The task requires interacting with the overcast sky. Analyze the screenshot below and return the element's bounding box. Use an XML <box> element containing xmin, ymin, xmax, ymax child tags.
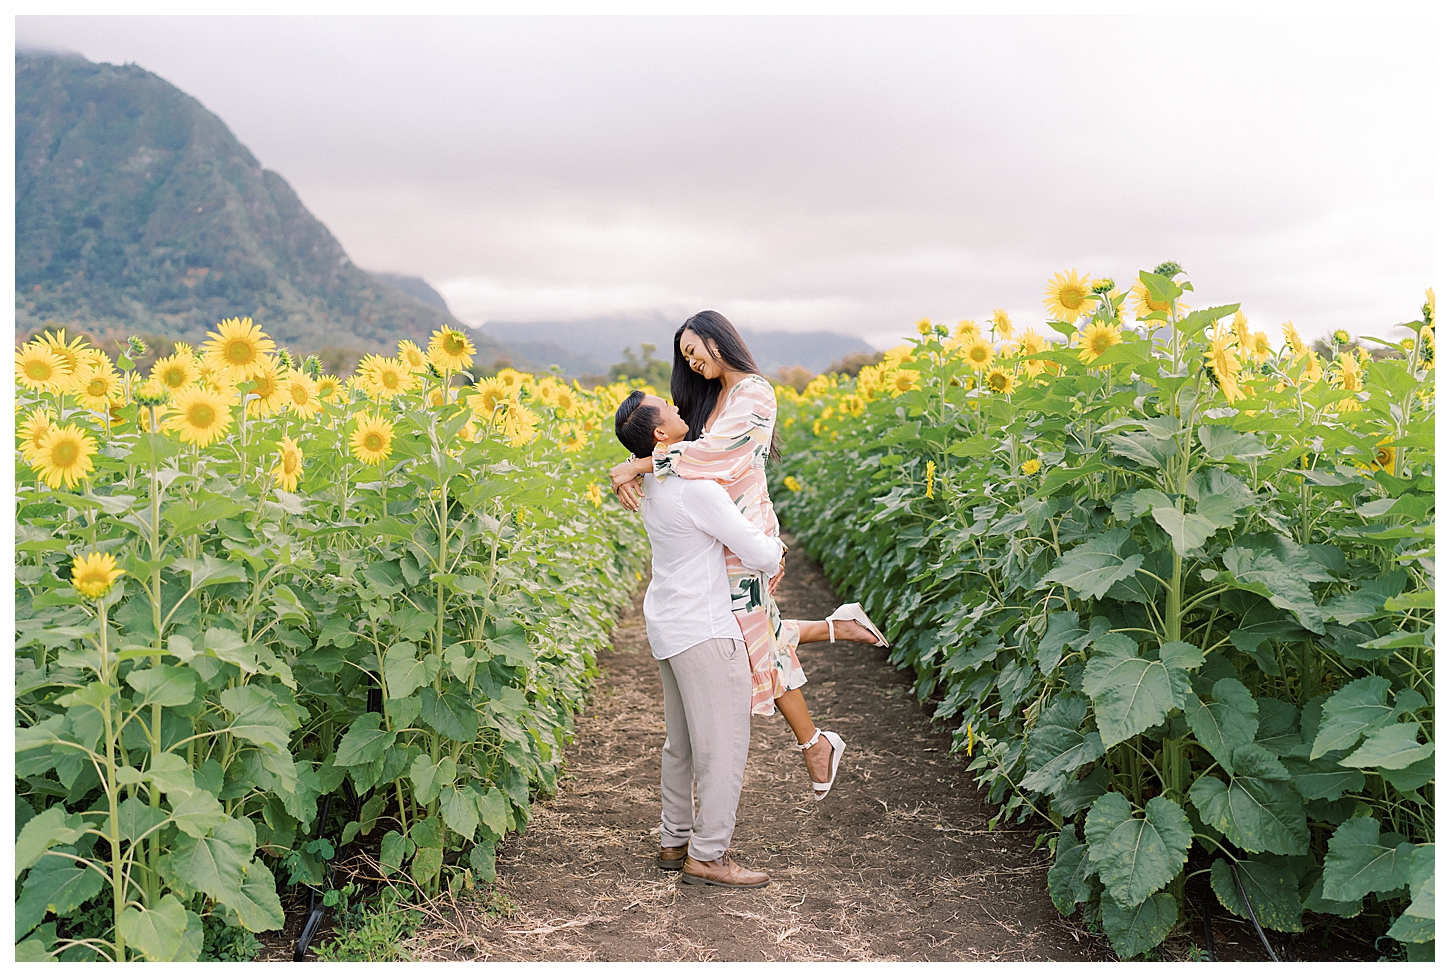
<box><xmin>16</xmin><ymin>14</ymin><xmax>1435</xmax><ymax>349</ymax></box>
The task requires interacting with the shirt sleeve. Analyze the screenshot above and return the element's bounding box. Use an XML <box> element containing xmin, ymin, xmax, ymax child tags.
<box><xmin>652</xmin><ymin>376</ymin><xmax>775</xmax><ymax>483</ymax></box>
<box><xmin>685</xmin><ymin>480</ymin><xmax>783</xmax><ymax>576</ymax></box>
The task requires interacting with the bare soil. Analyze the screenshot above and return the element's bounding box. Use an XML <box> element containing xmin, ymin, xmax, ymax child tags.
<box><xmin>397</xmin><ymin>539</ymin><xmax>1111</xmax><ymax>962</ymax></box>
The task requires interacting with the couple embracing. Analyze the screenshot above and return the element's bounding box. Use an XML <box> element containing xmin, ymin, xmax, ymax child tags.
<box><xmin>608</xmin><ymin>311</ymin><xmax>887</xmax><ymax>888</ymax></box>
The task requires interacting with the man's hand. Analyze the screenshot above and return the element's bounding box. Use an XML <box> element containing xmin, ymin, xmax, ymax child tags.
<box><xmin>615</xmin><ymin>476</ymin><xmax>643</xmax><ymax>512</ymax></box>
<box><xmin>768</xmin><ymin>555</ymin><xmax>786</xmax><ymax>596</ymax></box>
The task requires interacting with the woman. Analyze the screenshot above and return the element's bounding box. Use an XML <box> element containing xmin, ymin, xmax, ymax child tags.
<box><xmin>609</xmin><ymin>310</ymin><xmax>887</xmax><ymax>799</ymax></box>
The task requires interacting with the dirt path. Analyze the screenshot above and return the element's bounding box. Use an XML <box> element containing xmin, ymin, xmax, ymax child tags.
<box><xmin>402</xmin><ymin>539</ymin><xmax>1109</xmax><ymax>962</ymax></box>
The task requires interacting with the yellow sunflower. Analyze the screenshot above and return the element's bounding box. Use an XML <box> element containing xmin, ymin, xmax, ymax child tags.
<box><xmin>1250</xmin><ymin>331</ymin><xmax>1274</xmax><ymax>364</ymax></box>
<box><xmin>586</xmin><ymin>483</ymin><xmax>604</xmax><ymax>508</ymax></box>
<box><xmin>202</xmin><ymin>317</ymin><xmax>276</xmax><ymax>380</ymax></box>
<box><xmin>1021</xmin><ymin>458</ymin><xmax>1041</xmax><ymax>476</ymax></box>
<box><xmin>33</xmin><ymin>424</ymin><xmax>98</xmax><ymax>488</ymax></box>
<box><xmin>34</xmin><ymin>328</ymin><xmax>90</xmax><ymax>376</ymax></box>
<box><xmin>244</xmin><ymin>357</ymin><xmax>286</xmax><ymax>418</ymax></box>
<box><xmin>150</xmin><ymin>353</ymin><xmax>200</xmax><ymax>393</ymax></box>
<box><xmin>357</xmin><ymin>355</ymin><xmax>416</xmax><ymax>401</ymax></box>
<box><xmin>1074</xmin><ymin>321</ymin><xmax>1121</xmax><ymax>365</ymax></box>
<box><xmin>282</xmin><ymin>369</ymin><xmax>322</xmax><ymax>417</ymax></box>
<box><xmin>1372</xmin><ymin>437</ymin><xmax>1395</xmax><ymax>472</ymax></box>
<box><xmin>985</xmin><ymin>367</ymin><xmax>1017</xmax><ymax>395</ymax></box>
<box><xmin>397</xmin><ymin>340</ymin><xmax>429</xmax><ymax>373</ymax></box>
<box><xmin>916</xmin><ymin>318</ymin><xmax>933</xmax><ymax>336</ymax></box>
<box><xmin>166</xmin><ymin>386</ymin><xmax>234</xmax><ymax>447</ymax></box>
<box><xmin>1204</xmin><ymin>330</ymin><xmax>1244</xmax><ymax>402</ymax></box>
<box><xmin>889</xmin><ymin>369</ymin><xmax>920</xmax><ymax>396</ymax></box>
<box><xmin>470</xmin><ymin>376</ymin><xmax>515</xmax><ymax>419</ymax></box>
<box><xmin>558</xmin><ymin>423</ymin><xmax>589</xmax><ymax>452</ymax></box>
<box><xmin>1129</xmin><ymin>279</ymin><xmax>1187</xmax><ymax>320</ymax></box>
<box><xmin>427</xmin><ymin>326</ymin><xmax>475</xmax><ymax>372</ymax></box>
<box><xmin>15</xmin><ymin>343</ymin><xmax>71</xmax><ymax>393</ymax></box>
<box><xmin>350</xmin><ymin>413</ymin><xmax>395</xmax><ymax>465</ymax></box>
<box><xmin>79</xmin><ymin>348</ymin><xmax>114</xmax><ymax>373</ymax></box>
<box><xmin>71</xmin><ymin>551</ymin><xmax>123</xmax><ymax>599</ymax></box>
<box><xmin>1043</xmin><ymin>269</ymin><xmax>1096</xmax><ymax>322</ymax></box>
<box><xmin>494</xmin><ymin>367</ymin><xmax>527</xmax><ymax>392</ymax></box>
<box><xmin>501</xmin><ymin>403</ymin><xmax>539</xmax><ymax>446</ymax></box>
<box><xmin>961</xmin><ymin>338</ymin><xmax>995</xmax><ymax>370</ymax></box>
<box><xmin>173</xmin><ymin>340</ymin><xmax>195</xmax><ymax>357</ymax></box>
<box><xmin>273</xmin><ymin>435</ymin><xmax>304</xmax><ymax>491</ymax></box>
<box><xmin>1232</xmin><ymin>310</ymin><xmax>1252</xmax><ymax>351</ymax></box>
<box><xmin>783</xmin><ymin>475</ymin><xmax>804</xmax><ymax>493</ymax></box>
<box><xmin>954</xmin><ymin>319</ymin><xmax>982</xmax><ymax>344</ymax></box>
<box><xmin>991</xmin><ymin>309</ymin><xmax>1014</xmax><ymax>342</ymax></box>
<box><xmin>73</xmin><ymin>363</ymin><xmax>124</xmax><ymax>411</ymax></box>
<box><xmin>1282</xmin><ymin>320</ymin><xmax>1307</xmax><ymax>357</ymax></box>
<box><xmin>1300</xmin><ymin>351</ymin><xmax>1324</xmax><ymax>385</ymax></box>
<box><xmin>316</xmin><ymin>375</ymin><xmax>343</xmax><ymax>402</ymax></box>
<box><xmin>1336</xmin><ymin>352</ymin><xmax>1363</xmax><ymax>392</ymax></box>
<box><xmin>18</xmin><ymin>410</ymin><xmax>55</xmax><ymax>463</ymax></box>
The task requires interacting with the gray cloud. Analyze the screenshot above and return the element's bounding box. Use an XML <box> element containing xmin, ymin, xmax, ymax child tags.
<box><xmin>17</xmin><ymin>14</ymin><xmax>1434</xmax><ymax>349</ymax></box>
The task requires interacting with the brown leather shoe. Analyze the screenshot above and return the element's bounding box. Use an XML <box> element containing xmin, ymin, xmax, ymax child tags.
<box><xmin>680</xmin><ymin>852</ymin><xmax>770</xmax><ymax>888</ymax></box>
<box><xmin>656</xmin><ymin>846</ymin><xmax>688</xmax><ymax>870</ymax></box>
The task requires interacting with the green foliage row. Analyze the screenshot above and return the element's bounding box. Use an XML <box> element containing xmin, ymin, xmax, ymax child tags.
<box><xmin>772</xmin><ymin>270</ymin><xmax>1434</xmax><ymax>959</ymax></box>
<box><xmin>15</xmin><ymin>362</ymin><xmax>647</xmax><ymax>960</ymax></box>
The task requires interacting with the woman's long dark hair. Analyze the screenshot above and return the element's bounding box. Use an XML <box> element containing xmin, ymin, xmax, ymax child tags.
<box><xmin>671</xmin><ymin>310</ymin><xmax>780</xmax><ymax>459</ymax></box>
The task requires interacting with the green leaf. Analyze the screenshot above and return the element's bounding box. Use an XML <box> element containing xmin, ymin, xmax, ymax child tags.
<box><xmin>125</xmin><ymin>665</ymin><xmax>198</xmax><ymax>708</ymax></box>
<box><xmin>1084</xmin><ymin>793</ymin><xmax>1193</xmax><ymax>906</ymax></box>
<box><xmin>1321</xmin><ymin>571</ymin><xmax>1407</xmax><ymax>625</ymax></box>
<box><xmin>1340</xmin><ymin>723</ymin><xmax>1433</xmax><ymax>770</ymax></box>
<box><xmin>1220</xmin><ymin>546</ymin><xmax>1325</xmax><ymax>633</ymax></box>
<box><xmin>409</xmin><ymin>754</ymin><xmax>456</xmax><ymax>806</ymax></box>
<box><xmin>15</xmin><ymin>860</ymin><xmax>107</xmax><ymax>937</ymax></box>
<box><xmin>1036</xmin><ymin>613</ymin><xmax>1108</xmax><ymax>675</ymax></box>
<box><xmin>1198</xmin><ymin>425</ymin><xmax>1271</xmax><ymax>461</ymax></box>
<box><xmin>1311</xmin><ymin>675</ymin><xmax>1396</xmax><ymax>758</ymax></box>
<box><xmin>226</xmin><ymin>859</ymin><xmax>285</xmax><ymax>932</ymax></box>
<box><xmin>1185</xmin><ymin>678</ymin><xmax>1259</xmax><ymax>774</ymax></box>
<box><xmin>1188</xmin><ymin>745</ymin><xmax>1308</xmax><ymax>856</ymax></box>
<box><xmin>170</xmin><ymin>789</ymin><xmax>228</xmax><ymax>839</ymax></box>
<box><xmin>119</xmin><ymin>893</ymin><xmax>196</xmax><ymax>961</ymax></box>
<box><xmin>420</xmin><ymin>688</ymin><xmax>479</xmax><ymax>742</ymax></box>
<box><xmin>1047</xmin><ymin>824</ymin><xmax>1094</xmax><ymax>915</ymax></box>
<box><xmin>1210</xmin><ymin>859</ymin><xmax>1304</xmax><ymax>932</ymax></box>
<box><xmin>205</xmin><ymin>627</ymin><xmax>259</xmax><ymax>672</ymax></box>
<box><xmin>15</xmin><ymin>806</ymin><xmax>88</xmax><ymax>878</ymax></box>
<box><xmin>379</xmin><ymin>830</ymin><xmax>416</xmax><ymax>877</ymax></box>
<box><xmin>411</xmin><ymin>846</ymin><xmax>443</xmax><ymax>883</ymax></box>
<box><xmin>440</xmin><ymin>785</ymin><xmax>481</xmax><ymax>842</ymax></box>
<box><xmin>383</xmin><ymin>641</ymin><xmax>427</xmax><ymax>700</ymax></box>
<box><xmin>1386</xmin><ymin>844</ymin><xmax>1435</xmax><ymax>944</ymax></box>
<box><xmin>1100</xmin><ymin>890</ymin><xmax>1177</xmax><ymax>959</ymax></box>
<box><xmin>218</xmin><ymin>685</ymin><xmax>292</xmax><ymax>751</ymax></box>
<box><xmin>1282</xmin><ymin>755</ymin><xmax>1365</xmax><ymax>801</ymax></box>
<box><xmin>1228</xmin><ymin>597</ymin><xmax>1309</xmax><ymax>656</ymax></box>
<box><xmin>1111</xmin><ymin>488</ymin><xmax>1173</xmax><ymax>521</ymax></box>
<box><xmin>1041</xmin><ymin>530</ymin><xmax>1144</xmax><ymax>601</ymax></box>
<box><xmin>476</xmin><ymin>787</ymin><xmax>509</xmax><ymax>837</ymax></box>
<box><xmin>1321</xmin><ymin>817</ymin><xmax>1416</xmax><ymax>902</ymax></box>
<box><xmin>174</xmin><ymin>554</ymin><xmax>247</xmax><ymax>590</ymax></box>
<box><xmin>1155</xmin><ymin>641</ymin><xmax>1203</xmax><ymax>671</ymax></box>
<box><xmin>469</xmin><ymin>841</ymin><xmax>498</xmax><ymax>884</ymax></box>
<box><xmin>334</xmin><ymin>713</ymin><xmax>397</xmax><ymax>767</ymax></box>
<box><xmin>1152</xmin><ymin>506</ymin><xmax>1218</xmax><ymax>556</ymax></box>
<box><xmin>1020</xmin><ymin>696</ymin><xmax>1104</xmax><ymax>794</ymax></box>
<box><xmin>163</xmin><ymin>818</ymin><xmax>254</xmax><ymax>901</ymax></box>
<box><xmin>117</xmin><ymin>796</ymin><xmax>168</xmax><ymax>843</ymax></box>
<box><xmin>1081</xmin><ymin>634</ymin><xmax>1190</xmax><ymax>749</ymax></box>
<box><xmin>1107</xmin><ymin>432</ymin><xmax>1172</xmax><ymax>470</ymax></box>
<box><xmin>145</xmin><ymin>752</ymin><xmax>196</xmax><ymax>796</ymax></box>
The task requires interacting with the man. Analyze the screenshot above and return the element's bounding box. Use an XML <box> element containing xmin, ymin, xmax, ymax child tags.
<box><xmin>614</xmin><ymin>390</ymin><xmax>781</xmax><ymax>888</ymax></box>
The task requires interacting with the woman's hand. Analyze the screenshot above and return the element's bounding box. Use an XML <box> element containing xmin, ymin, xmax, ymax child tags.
<box><xmin>615</xmin><ymin>477</ymin><xmax>644</xmax><ymax>512</ymax></box>
<box><xmin>609</xmin><ymin>456</ymin><xmax>650</xmax><ymax>489</ymax></box>
<box><xmin>768</xmin><ymin>554</ymin><xmax>786</xmax><ymax>596</ymax></box>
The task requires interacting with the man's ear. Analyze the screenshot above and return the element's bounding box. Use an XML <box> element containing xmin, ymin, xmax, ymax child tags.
<box><xmin>653</xmin><ymin>424</ymin><xmax>670</xmax><ymax>445</ymax></box>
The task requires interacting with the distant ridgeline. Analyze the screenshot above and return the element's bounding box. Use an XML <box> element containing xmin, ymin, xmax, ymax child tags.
<box><xmin>14</xmin><ymin>51</ymin><xmax>508</xmax><ymax>372</ymax></box>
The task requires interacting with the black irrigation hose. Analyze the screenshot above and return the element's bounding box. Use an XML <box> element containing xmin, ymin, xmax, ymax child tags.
<box><xmin>1198</xmin><ymin>886</ymin><xmax>1217</xmax><ymax>961</ymax></box>
<box><xmin>1229</xmin><ymin>860</ymin><xmax>1281</xmax><ymax>962</ymax></box>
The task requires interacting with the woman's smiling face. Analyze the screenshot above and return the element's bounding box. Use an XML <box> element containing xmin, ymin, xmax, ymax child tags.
<box><xmin>679</xmin><ymin>329</ymin><xmax>722</xmax><ymax>380</ymax></box>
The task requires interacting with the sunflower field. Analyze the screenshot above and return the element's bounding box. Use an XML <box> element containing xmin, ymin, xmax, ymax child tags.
<box><xmin>772</xmin><ymin>268</ymin><xmax>1434</xmax><ymax>960</ymax></box>
<box><xmin>13</xmin><ymin>320</ymin><xmax>647</xmax><ymax>961</ymax></box>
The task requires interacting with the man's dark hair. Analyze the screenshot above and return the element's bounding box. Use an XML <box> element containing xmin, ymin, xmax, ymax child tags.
<box><xmin>614</xmin><ymin>390</ymin><xmax>660</xmax><ymax>459</ymax></box>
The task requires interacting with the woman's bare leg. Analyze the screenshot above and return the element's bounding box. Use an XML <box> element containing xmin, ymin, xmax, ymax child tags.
<box><xmin>776</xmin><ymin>688</ymin><xmax>835</xmax><ymax>791</ymax></box>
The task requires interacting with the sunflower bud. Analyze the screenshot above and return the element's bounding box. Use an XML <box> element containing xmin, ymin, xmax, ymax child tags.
<box><xmin>127</xmin><ymin>336</ymin><xmax>148</xmax><ymax>357</ymax></box>
<box><xmin>134</xmin><ymin>383</ymin><xmax>171</xmax><ymax>408</ymax></box>
<box><xmin>1091</xmin><ymin>278</ymin><xmax>1116</xmax><ymax>295</ymax></box>
<box><xmin>426</xmin><ymin>362</ymin><xmax>443</xmax><ymax>379</ymax></box>
<box><xmin>277</xmin><ymin>348</ymin><xmax>295</xmax><ymax>370</ymax></box>
<box><xmin>1153</xmin><ymin>261</ymin><xmax>1183</xmax><ymax>278</ymax></box>
<box><xmin>1333</xmin><ymin>329</ymin><xmax>1351</xmax><ymax>345</ymax></box>
<box><xmin>302</xmin><ymin>355</ymin><xmax>322</xmax><ymax>378</ymax></box>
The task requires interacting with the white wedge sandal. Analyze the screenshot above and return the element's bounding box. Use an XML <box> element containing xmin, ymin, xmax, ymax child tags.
<box><xmin>825</xmin><ymin>602</ymin><xmax>889</xmax><ymax>647</ymax></box>
<box><xmin>796</xmin><ymin>727</ymin><xmax>847</xmax><ymax>800</ymax></box>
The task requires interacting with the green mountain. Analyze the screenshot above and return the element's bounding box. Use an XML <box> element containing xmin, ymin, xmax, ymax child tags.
<box><xmin>14</xmin><ymin>51</ymin><xmax>509</xmax><ymax>371</ymax></box>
